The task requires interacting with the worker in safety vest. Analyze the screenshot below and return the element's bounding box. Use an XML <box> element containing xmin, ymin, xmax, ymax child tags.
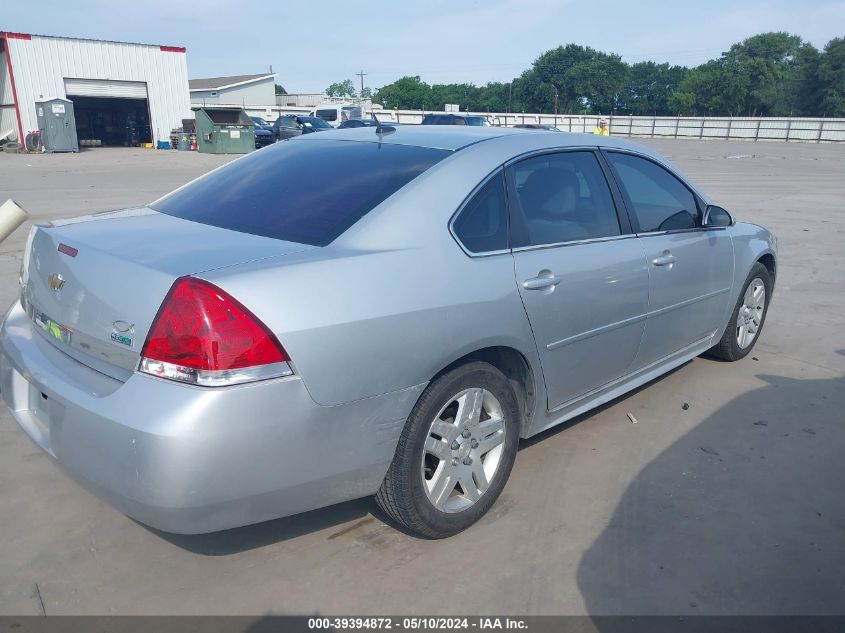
<box><xmin>593</xmin><ymin>118</ymin><xmax>609</xmax><ymax>135</ymax></box>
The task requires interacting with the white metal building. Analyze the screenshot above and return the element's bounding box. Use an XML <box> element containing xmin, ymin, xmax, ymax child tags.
<box><xmin>0</xmin><ymin>31</ymin><xmax>191</xmax><ymax>147</ymax></box>
<box><xmin>189</xmin><ymin>74</ymin><xmax>276</xmax><ymax>107</ymax></box>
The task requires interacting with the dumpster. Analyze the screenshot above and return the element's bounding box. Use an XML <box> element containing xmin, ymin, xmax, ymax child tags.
<box><xmin>193</xmin><ymin>107</ymin><xmax>254</xmax><ymax>154</ymax></box>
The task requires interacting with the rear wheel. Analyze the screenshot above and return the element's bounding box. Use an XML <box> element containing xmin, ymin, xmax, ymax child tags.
<box><xmin>709</xmin><ymin>262</ymin><xmax>772</xmax><ymax>361</ymax></box>
<box><xmin>376</xmin><ymin>361</ymin><xmax>520</xmax><ymax>538</ymax></box>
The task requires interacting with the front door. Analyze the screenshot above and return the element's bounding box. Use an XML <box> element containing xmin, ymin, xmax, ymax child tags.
<box><xmin>603</xmin><ymin>151</ymin><xmax>734</xmax><ymax>369</ymax></box>
<box><xmin>508</xmin><ymin>150</ymin><xmax>650</xmax><ymax>411</ymax></box>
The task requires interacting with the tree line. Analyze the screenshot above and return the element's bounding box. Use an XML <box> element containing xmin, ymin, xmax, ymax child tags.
<box><xmin>354</xmin><ymin>33</ymin><xmax>845</xmax><ymax>117</ymax></box>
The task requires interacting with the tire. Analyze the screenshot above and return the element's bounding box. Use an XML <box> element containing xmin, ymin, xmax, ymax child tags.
<box><xmin>376</xmin><ymin>361</ymin><xmax>520</xmax><ymax>538</ymax></box>
<box><xmin>709</xmin><ymin>262</ymin><xmax>772</xmax><ymax>361</ymax></box>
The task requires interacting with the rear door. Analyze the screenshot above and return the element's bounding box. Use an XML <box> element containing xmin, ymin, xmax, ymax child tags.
<box><xmin>603</xmin><ymin>151</ymin><xmax>734</xmax><ymax>369</ymax></box>
<box><xmin>508</xmin><ymin>150</ymin><xmax>649</xmax><ymax>411</ymax></box>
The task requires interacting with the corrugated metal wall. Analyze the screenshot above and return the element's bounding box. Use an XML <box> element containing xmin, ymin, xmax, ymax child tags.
<box><xmin>3</xmin><ymin>34</ymin><xmax>191</xmax><ymax>143</ymax></box>
<box><xmin>0</xmin><ymin>49</ymin><xmax>19</xmax><ymax>141</ymax></box>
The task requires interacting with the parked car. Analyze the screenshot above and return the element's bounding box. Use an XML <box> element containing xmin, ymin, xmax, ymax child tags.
<box><xmin>250</xmin><ymin>116</ymin><xmax>273</xmax><ymax>132</ymax></box>
<box><xmin>513</xmin><ymin>123</ymin><xmax>562</xmax><ymax>131</ymax></box>
<box><xmin>422</xmin><ymin>113</ymin><xmax>491</xmax><ymax>126</ymax></box>
<box><xmin>1</xmin><ymin>127</ymin><xmax>776</xmax><ymax>538</ymax></box>
<box><xmin>296</xmin><ymin>116</ymin><xmax>334</xmax><ymax>133</ymax></box>
<box><xmin>271</xmin><ymin>115</ymin><xmax>333</xmax><ymax>141</ymax></box>
<box><xmin>271</xmin><ymin>115</ymin><xmax>304</xmax><ymax>141</ymax></box>
<box><xmin>252</xmin><ymin>121</ymin><xmax>274</xmax><ymax>148</ymax></box>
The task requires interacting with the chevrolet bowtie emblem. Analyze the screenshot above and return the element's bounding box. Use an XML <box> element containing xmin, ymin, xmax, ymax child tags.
<box><xmin>48</xmin><ymin>273</ymin><xmax>65</xmax><ymax>291</ymax></box>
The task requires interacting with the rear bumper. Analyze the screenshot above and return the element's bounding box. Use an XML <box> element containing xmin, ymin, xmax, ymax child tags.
<box><xmin>0</xmin><ymin>301</ymin><xmax>421</xmax><ymax>533</ymax></box>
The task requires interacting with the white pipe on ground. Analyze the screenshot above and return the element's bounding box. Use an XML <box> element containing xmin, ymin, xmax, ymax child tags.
<box><xmin>0</xmin><ymin>199</ymin><xmax>30</xmax><ymax>243</ymax></box>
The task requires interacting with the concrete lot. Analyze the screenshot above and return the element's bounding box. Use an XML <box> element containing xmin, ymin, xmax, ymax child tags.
<box><xmin>0</xmin><ymin>140</ymin><xmax>843</xmax><ymax>615</ymax></box>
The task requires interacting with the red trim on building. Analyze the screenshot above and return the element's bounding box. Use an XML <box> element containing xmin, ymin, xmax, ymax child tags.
<box><xmin>0</xmin><ymin>32</ymin><xmax>32</xmax><ymax>40</ymax></box>
<box><xmin>1</xmin><ymin>35</ymin><xmax>26</xmax><ymax>148</ymax></box>
<box><xmin>159</xmin><ymin>45</ymin><xmax>186</xmax><ymax>53</ymax></box>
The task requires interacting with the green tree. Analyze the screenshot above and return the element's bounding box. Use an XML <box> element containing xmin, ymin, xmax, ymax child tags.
<box><xmin>666</xmin><ymin>90</ymin><xmax>696</xmax><ymax>115</ymax></box>
<box><xmin>722</xmin><ymin>32</ymin><xmax>813</xmax><ymax>115</ymax></box>
<box><xmin>325</xmin><ymin>79</ymin><xmax>357</xmax><ymax>98</ymax></box>
<box><xmin>669</xmin><ymin>59</ymin><xmax>750</xmax><ymax>115</ymax></box>
<box><xmin>532</xmin><ymin>44</ymin><xmax>627</xmax><ymax>113</ymax></box>
<box><xmin>819</xmin><ymin>37</ymin><xmax>845</xmax><ymax>116</ymax></box>
<box><xmin>373</xmin><ymin>76</ymin><xmax>431</xmax><ymax>109</ymax></box>
<box><xmin>511</xmin><ymin>69</ymin><xmax>554</xmax><ymax>113</ymax></box>
<box><xmin>622</xmin><ymin>62</ymin><xmax>688</xmax><ymax>114</ymax></box>
<box><xmin>368</xmin><ymin>32</ymin><xmax>842</xmax><ymax>117</ymax></box>
<box><xmin>274</xmin><ymin>84</ymin><xmax>287</xmax><ymax>95</ymax></box>
<box><xmin>792</xmin><ymin>44</ymin><xmax>823</xmax><ymax>116</ymax></box>
<box><xmin>475</xmin><ymin>82</ymin><xmax>511</xmax><ymax>112</ymax></box>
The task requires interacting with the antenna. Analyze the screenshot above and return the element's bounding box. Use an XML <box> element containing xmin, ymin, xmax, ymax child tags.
<box><xmin>371</xmin><ymin>112</ymin><xmax>395</xmax><ymax>136</ymax></box>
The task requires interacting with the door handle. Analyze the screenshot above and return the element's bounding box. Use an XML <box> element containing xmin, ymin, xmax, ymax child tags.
<box><xmin>652</xmin><ymin>252</ymin><xmax>676</xmax><ymax>267</ymax></box>
<box><xmin>523</xmin><ymin>272</ymin><xmax>562</xmax><ymax>290</ymax></box>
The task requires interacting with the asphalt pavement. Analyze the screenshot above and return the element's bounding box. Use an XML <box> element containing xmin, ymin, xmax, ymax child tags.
<box><xmin>0</xmin><ymin>139</ymin><xmax>842</xmax><ymax>615</ymax></box>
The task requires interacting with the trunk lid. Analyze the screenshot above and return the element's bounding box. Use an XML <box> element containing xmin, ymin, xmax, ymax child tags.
<box><xmin>22</xmin><ymin>208</ymin><xmax>314</xmax><ymax>380</ymax></box>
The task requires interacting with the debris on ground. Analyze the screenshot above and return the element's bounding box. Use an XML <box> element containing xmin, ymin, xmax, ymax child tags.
<box><xmin>626</xmin><ymin>412</ymin><xmax>638</xmax><ymax>424</ymax></box>
<box><xmin>753</xmin><ymin>420</ymin><xmax>768</xmax><ymax>426</ymax></box>
<box><xmin>700</xmin><ymin>447</ymin><xmax>720</xmax><ymax>456</ymax></box>
<box><xmin>682</xmin><ymin>402</ymin><xmax>690</xmax><ymax>410</ymax></box>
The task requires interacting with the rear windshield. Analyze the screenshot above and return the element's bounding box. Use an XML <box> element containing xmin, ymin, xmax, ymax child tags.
<box><xmin>300</xmin><ymin>117</ymin><xmax>333</xmax><ymax>129</ymax></box>
<box><xmin>276</xmin><ymin>116</ymin><xmax>298</xmax><ymax>129</ymax></box>
<box><xmin>152</xmin><ymin>139</ymin><xmax>450</xmax><ymax>246</ymax></box>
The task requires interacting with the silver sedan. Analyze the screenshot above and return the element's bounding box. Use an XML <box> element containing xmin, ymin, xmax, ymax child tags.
<box><xmin>0</xmin><ymin>126</ymin><xmax>776</xmax><ymax>537</ymax></box>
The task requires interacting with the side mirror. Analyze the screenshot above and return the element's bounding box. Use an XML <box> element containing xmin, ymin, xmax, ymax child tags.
<box><xmin>703</xmin><ymin>205</ymin><xmax>733</xmax><ymax>227</ymax></box>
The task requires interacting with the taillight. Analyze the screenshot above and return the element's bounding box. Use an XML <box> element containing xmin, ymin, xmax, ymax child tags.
<box><xmin>139</xmin><ymin>277</ymin><xmax>292</xmax><ymax>387</ymax></box>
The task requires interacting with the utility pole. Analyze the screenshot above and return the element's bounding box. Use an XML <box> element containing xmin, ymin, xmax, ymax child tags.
<box><xmin>553</xmin><ymin>86</ymin><xmax>559</xmax><ymax>115</ymax></box>
<box><xmin>355</xmin><ymin>70</ymin><xmax>367</xmax><ymax>97</ymax></box>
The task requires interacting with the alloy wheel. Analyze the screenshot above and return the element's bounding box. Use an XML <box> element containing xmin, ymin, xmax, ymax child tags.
<box><xmin>737</xmin><ymin>277</ymin><xmax>766</xmax><ymax>349</ymax></box>
<box><xmin>420</xmin><ymin>388</ymin><xmax>506</xmax><ymax>513</ymax></box>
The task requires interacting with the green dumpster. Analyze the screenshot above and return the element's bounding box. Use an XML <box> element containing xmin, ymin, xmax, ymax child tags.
<box><xmin>193</xmin><ymin>107</ymin><xmax>255</xmax><ymax>154</ymax></box>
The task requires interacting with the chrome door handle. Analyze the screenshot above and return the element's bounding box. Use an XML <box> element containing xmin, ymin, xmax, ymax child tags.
<box><xmin>652</xmin><ymin>253</ymin><xmax>676</xmax><ymax>267</ymax></box>
<box><xmin>523</xmin><ymin>273</ymin><xmax>562</xmax><ymax>290</ymax></box>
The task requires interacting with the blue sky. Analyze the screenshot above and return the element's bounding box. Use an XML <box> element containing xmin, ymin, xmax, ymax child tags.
<box><xmin>5</xmin><ymin>0</ymin><xmax>845</xmax><ymax>93</ymax></box>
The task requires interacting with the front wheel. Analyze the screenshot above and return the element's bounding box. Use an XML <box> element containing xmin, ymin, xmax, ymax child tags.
<box><xmin>376</xmin><ymin>361</ymin><xmax>520</xmax><ymax>538</ymax></box>
<box><xmin>709</xmin><ymin>262</ymin><xmax>772</xmax><ymax>361</ymax></box>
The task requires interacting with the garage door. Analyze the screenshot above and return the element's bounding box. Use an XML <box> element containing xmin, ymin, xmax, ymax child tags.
<box><xmin>64</xmin><ymin>79</ymin><xmax>148</xmax><ymax>99</ymax></box>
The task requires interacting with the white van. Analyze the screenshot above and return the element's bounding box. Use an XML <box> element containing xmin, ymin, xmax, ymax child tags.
<box><xmin>310</xmin><ymin>104</ymin><xmax>364</xmax><ymax>127</ymax></box>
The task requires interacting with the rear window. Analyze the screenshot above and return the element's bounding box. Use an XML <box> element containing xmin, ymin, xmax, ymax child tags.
<box><xmin>316</xmin><ymin>109</ymin><xmax>337</xmax><ymax>121</ymax></box>
<box><xmin>300</xmin><ymin>117</ymin><xmax>333</xmax><ymax>129</ymax></box>
<box><xmin>465</xmin><ymin>117</ymin><xmax>489</xmax><ymax>126</ymax></box>
<box><xmin>152</xmin><ymin>139</ymin><xmax>450</xmax><ymax>246</ymax></box>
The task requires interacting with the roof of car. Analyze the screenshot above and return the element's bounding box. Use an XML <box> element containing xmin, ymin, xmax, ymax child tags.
<box><xmin>287</xmin><ymin>125</ymin><xmax>673</xmax><ymax>166</ymax></box>
<box><xmin>293</xmin><ymin>125</ymin><xmax>527</xmax><ymax>151</ymax></box>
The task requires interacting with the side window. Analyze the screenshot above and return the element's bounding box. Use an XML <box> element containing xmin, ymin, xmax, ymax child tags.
<box><xmin>507</xmin><ymin>151</ymin><xmax>621</xmax><ymax>248</ymax></box>
<box><xmin>606</xmin><ymin>152</ymin><xmax>700</xmax><ymax>232</ymax></box>
<box><xmin>453</xmin><ymin>171</ymin><xmax>508</xmax><ymax>253</ymax></box>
